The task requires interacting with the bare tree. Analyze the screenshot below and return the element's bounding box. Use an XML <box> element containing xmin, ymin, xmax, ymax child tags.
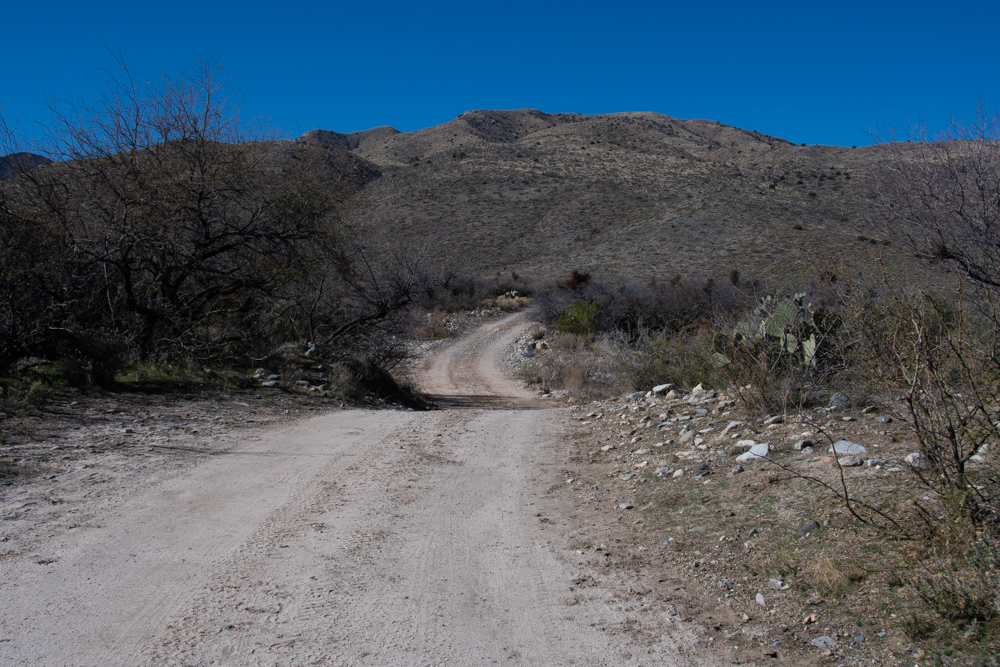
<box><xmin>867</xmin><ymin>104</ymin><xmax>1000</xmax><ymax>289</ymax></box>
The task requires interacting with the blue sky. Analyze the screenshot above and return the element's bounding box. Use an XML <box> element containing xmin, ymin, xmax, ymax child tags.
<box><xmin>3</xmin><ymin>0</ymin><xmax>998</xmax><ymax>147</ymax></box>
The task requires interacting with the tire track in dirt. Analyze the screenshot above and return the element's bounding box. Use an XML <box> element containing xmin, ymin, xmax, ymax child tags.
<box><xmin>0</xmin><ymin>313</ymin><xmax>718</xmax><ymax>666</ymax></box>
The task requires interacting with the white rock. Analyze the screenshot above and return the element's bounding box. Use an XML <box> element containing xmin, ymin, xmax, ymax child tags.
<box><xmin>653</xmin><ymin>384</ymin><xmax>676</xmax><ymax>394</ymax></box>
<box><xmin>830</xmin><ymin>439</ymin><xmax>867</xmax><ymax>456</ymax></box>
<box><xmin>736</xmin><ymin>439</ymin><xmax>757</xmax><ymax>449</ymax></box>
<box><xmin>736</xmin><ymin>444</ymin><xmax>770</xmax><ymax>462</ymax></box>
<box><xmin>755</xmin><ymin>593</ymin><xmax>766</xmax><ymax>606</ymax></box>
<box><xmin>672</xmin><ymin>468</ymin><xmax>685</xmax><ymax>478</ymax></box>
<box><xmin>691</xmin><ymin>383</ymin><xmax>706</xmax><ymax>395</ymax></box>
<box><xmin>721</xmin><ymin>420</ymin><xmax>743</xmax><ymax>436</ymax></box>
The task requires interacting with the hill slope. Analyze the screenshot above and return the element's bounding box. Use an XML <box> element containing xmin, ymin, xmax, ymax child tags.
<box><xmin>300</xmin><ymin>109</ymin><xmax>911</xmax><ymax>287</ymax></box>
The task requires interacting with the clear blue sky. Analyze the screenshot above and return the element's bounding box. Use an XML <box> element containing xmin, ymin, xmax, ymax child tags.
<box><xmin>3</xmin><ymin>0</ymin><xmax>998</xmax><ymax>148</ymax></box>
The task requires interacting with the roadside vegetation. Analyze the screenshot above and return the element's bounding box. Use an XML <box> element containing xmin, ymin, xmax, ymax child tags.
<box><xmin>0</xmin><ymin>59</ymin><xmax>433</xmax><ymax>408</ymax></box>
<box><xmin>518</xmin><ymin>108</ymin><xmax>1000</xmax><ymax>664</ymax></box>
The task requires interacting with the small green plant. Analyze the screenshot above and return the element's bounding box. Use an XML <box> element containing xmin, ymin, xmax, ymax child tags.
<box><xmin>554</xmin><ymin>301</ymin><xmax>599</xmax><ymax>336</ymax></box>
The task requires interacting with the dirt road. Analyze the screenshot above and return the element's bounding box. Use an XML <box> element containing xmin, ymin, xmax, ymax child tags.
<box><xmin>0</xmin><ymin>314</ymin><xmax>713</xmax><ymax>666</ymax></box>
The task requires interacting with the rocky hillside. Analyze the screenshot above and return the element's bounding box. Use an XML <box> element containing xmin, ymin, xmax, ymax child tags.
<box><xmin>299</xmin><ymin>109</ymin><xmax>914</xmax><ymax>287</ymax></box>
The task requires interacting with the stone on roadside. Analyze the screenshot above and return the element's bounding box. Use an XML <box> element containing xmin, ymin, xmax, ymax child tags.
<box><xmin>828</xmin><ymin>392</ymin><xmax>851</xmax><ymax>408</ymax></box>
<box><xmin>653</xmin><ymin>383</ymin><xmax>677</xmax><ymax>394</ymax></box>
<box><xmin>736</xmin><ymin>443</ymin><xmax>769</xmax><ymax>462</ymax></box>
<box><xmin>837</xmin><ymin>456</ymin><xmax>864</xmax><ymax>467</ymax></box>
<box><xmin>796</xmin><ymin>520</ymin><xmax>821</xmax><ymax>537</ymax></box>
<box><xmin>811</xmin><ymin>636</ymin><xmax>836</xmax><ymax>648</ymax></box>
<box><xmin>830</xmin><ymin>439</ymin><xmax>867</xmax><ymax>456</ymax></box>
<box><xmin>721</xmin><ymin>420</ymin><xmax>743</xmax><ymax>436</ymax></box>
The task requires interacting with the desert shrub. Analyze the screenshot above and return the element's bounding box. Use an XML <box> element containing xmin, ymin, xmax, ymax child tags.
<box><xmin>414</xmin><ymin>308</ymin><xmax>453</xmax><ymax>340</ymax></box>
<box><xmin>554</xmin><ymin>301</ymin><xmax>599</xmax><ymax>335</ymax></box>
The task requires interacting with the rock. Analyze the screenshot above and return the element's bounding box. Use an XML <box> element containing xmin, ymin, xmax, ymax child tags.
<box><xmin>763</xmin><ymin>415</ymin><xmax>784</xmax><ymax>425</ymax></box>
<box><xmin>627</xmin><ymin>391</ymin><xmax>645</xmax><ymax>401</ymax></box>
<box><xmin>828</xmin><ymin>392</ymin><xmax>851</xmax><ymax>408</ymax></box>
<box><xmin>905</xmin><ymin>452</ymin><xmax>930</xmax><ymax>469</ymax></box>
<box><xmin>618</xmin><ymin>503</ymin><xmax>633</xmax><ymax>510</ymax></box>
<box><xmin>796</xmin><ymin>520</ymin><xmax>821</xmax><ymax>537</ymax></box>
<box><xmin>620</xmin><ymin>473</ymin><xmax>634</xmax><ymax>481</ymax></box>
<box><xmin>679</xmin><ymin>430</ymin><xmax>695</xmax><ymax>444</ymax></box>
<box><xmin>665</xmin><ymin>390</ymin><xmax>681</xmax><ymax>400</ymax></box>
<box><xmin>672</xmin><ymin>468</ymin><xmax>685</xmax><ymax>478</ymax></box>
<box><xmin>254</xmin><ymin>368</ymin><xmax>266</xmax><ymax>378</ymax></box>
<box><xmin>518</xmin><ymin>349</ymin><xmax>535</xmax><ymax>358</ymax></box>
<box><xmin>695</xmin><ymin>408</ymin><xmax>708</xmax><ymax>416</ymax></box>
<box><xmin>876</xmin><ymin>415</ymin><xmax>892</xmax><ymax>423</ymax></box>
<box><xmin>793</xmin><ymin>439</ymin><xmax>814</xmax><ymax>451</ymax></box>
<box><xmin>691</xmin><ymin>383</ymin><xmax>706</xmax><ymax>396</ymax></box>
<box><xmin>732</xmin><ymin>464</ymin><xmax>744</xmax><ymax>474</ymax></box>
<box><xmin>719</xmin><ymin>578</ymin><xmax>734</xmax><ymax>590</ymax></box>
<box><xmin>755</xmin><ymin>593</ymin><xmax>766</xmax><ymax>606</ymax></box>
<box><xmin>261</xmin><ymin>380</ymin><xmax>281</xmax><ymax>388</ymax></box>
<box><xmin>736</xmin><ymin>439</ymin><xmax>757</xmax><ymax>448</ymax></box>
<box><xmin>837</xmin><ymin>456</ymin><xmax>864</xmax><ymax>467</ymax></box>
<box><xmin>830</xmin><ymin>439</ymin><xmax>867</xmax><ymax>455</ymax></box>
<box><xmin>266</xmin><ymin>374</ymin><xmax>281</xmax><ymax>381</ymax></box>
<box><xmin>736</xmin><ymin>443</ymin><xmax>769</xmax><ymax>462</ymax></box>
<box><xmin>721</xmin><ymin>420</ymin><xmax>743</xmax><ymax>436</ymax></box>
<box><xmin>853</xmin><ymin>635</ymin><xmax>865</xmax><ymax>643</ymax></box>
<box><xmin>653</xmin><ymin>383</ymin><xmax>677</xmax><ymax>394</ymax></box>
<box><xmin>811</xmin><ymin>635</ymin><xmax>836</xmax><ymax>648</ymax></box>
<box><xmin>865</xmin><ymin>458</ymin><xmax>884</xmax><ymax>468</ymax></box>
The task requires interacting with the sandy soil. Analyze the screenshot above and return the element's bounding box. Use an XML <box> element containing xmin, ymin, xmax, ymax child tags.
<box><xmin>0</xmin><ymin>314</ymin><xmax>728</xmax><ymax>666</ymax></box>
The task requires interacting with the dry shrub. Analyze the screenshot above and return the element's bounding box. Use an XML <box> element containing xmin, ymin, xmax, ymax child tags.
<box><xmin>414</xmin><ymin>308</ymin><xmax>453</xmax><ymax>340</ymax></box>
<box><xmin>492</xmin><ymin>296</ymin><xmax>532</xmax><ymax>311</ymax></box>
<box><xmin>804</xmin><ymin>557</ymin><xmax>865</xmax><ymax>595</ymax></box>
<box><xmin>521</xmin><ymin>333</ymin><xmax>629</xmax><ymax>399</ymax></box>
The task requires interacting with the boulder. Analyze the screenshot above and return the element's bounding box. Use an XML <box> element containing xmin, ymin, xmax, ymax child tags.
<box><xmin>830</xmin><ymin>439</ymin><xmax>867</xmax><ymax>456</ymax></box>
<box><xmin>736</xmin><ymin>443</ymin><xmax>769</xmax><ymax>462</ymax></box>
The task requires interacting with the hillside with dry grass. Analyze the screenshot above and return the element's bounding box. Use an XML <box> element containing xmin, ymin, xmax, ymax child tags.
<box><xmin>300</xmin><ymin>109</ymin><xmax>915</xmax><ymax>287</ymax></box>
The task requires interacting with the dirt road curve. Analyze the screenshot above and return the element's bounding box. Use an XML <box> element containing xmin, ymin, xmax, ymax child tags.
<box><xmin>0</xmin><ymin>314</ymin><xmax>711</xmax><ymax>666</ymax></box>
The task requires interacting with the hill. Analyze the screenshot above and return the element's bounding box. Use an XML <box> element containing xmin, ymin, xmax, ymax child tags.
<box><xmin>0</xmin><ymin>152</ymin><xmax>52</xmax><ymax>180</ymax></box>
<box><xmin>299</xmin><ymin>109</ymin><xmax>911</xmax><ymax>287</ymax></box>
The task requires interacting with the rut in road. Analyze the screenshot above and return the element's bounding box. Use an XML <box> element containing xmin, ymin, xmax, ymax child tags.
<box><xmin>0</xmin><ymin>313</ymin><xmax>712</xmax><ymax>666</ymax></box>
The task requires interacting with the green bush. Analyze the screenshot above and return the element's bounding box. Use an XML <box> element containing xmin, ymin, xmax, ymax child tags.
<box><xmin>554</xmin><ymin>301</ymin><xmax>599</xmax><ymax>336</ymax></box>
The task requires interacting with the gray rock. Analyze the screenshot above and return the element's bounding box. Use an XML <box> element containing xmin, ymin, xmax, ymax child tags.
<box><xmin>695</xmin><ymin>408</ymin><xmax>708</xmax><ymax>416</ymax></box>
<box><xmin>905</xmin><ymin>452</ymin><xmax>930</xmax><ymax>470</ymax></box>
<box><xmin>690</xmin><ymin>383</ymin><xmax>706</xmax><ymax>396</ymax></box>
<box><xmin>719</xmin><ymin>578</ymin><xmax>734</xmax><ymax>590</ymax></box>
<box><xmin>793</xmin><ymin>439</ymin><xmax>814</xmax><ymax>451</ymax></box>
<box><xmin>853</xmin><ymin>635</ymin><xmax>865</xmax><ymax>643</ymax></box>
<box><xmin>769</xmin><ymin>578</ymin><xmax>785</xmax><ymax>590</ymax></box>
<box><xmin>811</xmin><ymin>635</ymin><xmax>836</xmax><ymax>647</ymax></box>
<box><xmin>876</xmin><ymin>415</ymin><xmax>892</xmax><ymax>423</ymax></box>
<box><xmin>254</xmin><ymin>368</ymin><xmax>266</xmax><ymax>378</ymax></box>
<box><xmin>664</xmin><ymin>390</ymin><xmax>681</xmax><ymax>400</ymax></box>
<box><xmin>763</xmin><ymin>415</ymin><xmax>784</xmax><ymax>425</ymax></box>
<box><xmin>721</xmin><ymin>420</ymin><xmax>743</xmax><ymax>436</ymax></box>
<box><xmin>731</xmin><ymin>464</ymin><xmax>744</xmax><ymax>474</ymax></box>
<box><xmin>736</xmin><ymin>443</ymin><xmax>769</xmax><ymax>462</ymax></box>
<box><xmin>837</xmin><ymin>456</ymin><xmax>864</xmax><ymax>467</ymax></box>
<box><xmin>679</xmin><ymin>430</ymin><xmax>695</xmax><ymax>444</ymax></box>
<box><xmin>796</xmin><ymin>520</ymin><xmax>821</xmax><ymax>537</ymax></box>
<box><xmin>865</xmin><ymin>458</ymin><xmax>884</xmax><ymax>468</ymax></box>
<box><xmin>261</xmin><ymin>380</ymin><xmax>281</xmax><ymax>388</ymax></box>
<box><xmin>755</xmin><ymin>593</ymin><xmax>766</xmax><ymax>606</ymax></box>
<box><xmin>828</xmin><ymin>392</ymin><xmax>851</xmax><ymax>408</ymax></box>
<box><xmin>618</xmin><ymin>503</ymin><xmax>633</xmax><ymax>510</ymax></box>
<box><xmin>266</xmin><ymin>374</ymin><xmax>281</xmax><ymax>381</ymax></box>
<box><xmin>627</xmin><ymin>391</ymin><xmax>645</xmax><ymax>401</ymax></box>
<box><xmin>672</xmin><ymin>468</ymin><xmax>685</xmax><ymax>478</ymax></box>
<box><xmin>653</xmin><ymin>383</ymin><xmax>677</xmax><ymax>394</ymax></box>
<box><xmin>830</xmin><ymin>439</ymin><xmax>867</xmax><ymax>456</ymax></box>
